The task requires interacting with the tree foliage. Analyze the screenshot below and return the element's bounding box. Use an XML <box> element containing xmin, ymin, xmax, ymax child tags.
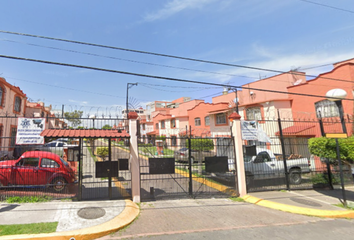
<box><xmin>64</xmin><ymin>110</ymin><xmax>83</xmax><ymax>127</ymax></box>
<box><xmin>308</xmin><ymin>137</ymin><xmax>354</xmax><ymax>164</ymax></box>
<box><xmin>186</xmin><ymin>138</ymin><xmax>214</xmax><ymax>151</ymax></box>
<box><xmin>96</xmin><ymin>147</ymin><xmax>109</xmax><ymax>159</ymax></box>
<box><xmin>102</xmin><ymin>124</ymin><xmax>112</xmax><ymax>130</ymax></box>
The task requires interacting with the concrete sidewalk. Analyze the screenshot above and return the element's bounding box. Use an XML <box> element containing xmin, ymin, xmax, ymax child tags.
<box><xmin>0</xmin><ymin>199</ymin><xmax>139</xmax><ymax>240</ymax></box>
<box><xmin>243</xmin><ymin>186</ymin><xmax>354</xmax><ymax>218</ymax></box>
<box><xmin>1</xmin><ymin>187</ymin><xmax>354</xmax><ymax>240</ymax></box>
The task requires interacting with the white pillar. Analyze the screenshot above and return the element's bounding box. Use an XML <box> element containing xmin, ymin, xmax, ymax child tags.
<box><xmin>129</xmin><ymin>115</ymin><xmax>140</xmax><ymax>203</ymax></box>
<box><xmin>229</xmin><ymin>113</ymin><xmax>247</xmax><ymax>197</ymax></box>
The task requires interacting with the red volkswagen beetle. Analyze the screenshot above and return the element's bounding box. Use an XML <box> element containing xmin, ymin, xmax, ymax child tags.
<box><xmin>0</xmin><ymin>151</ymin><xmax>76</xmax><ymax>192</ymax></box>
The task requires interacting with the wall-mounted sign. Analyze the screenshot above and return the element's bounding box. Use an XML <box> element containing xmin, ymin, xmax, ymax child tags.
<box><xmin>241</xmin><ymin>121</ymin><xmax>258</xmax><ymax>140</ymax></box>
<box><xmin>16</xmin><ymin>118</ymin><xmax>45</xmax><ymax>145</ymax></box>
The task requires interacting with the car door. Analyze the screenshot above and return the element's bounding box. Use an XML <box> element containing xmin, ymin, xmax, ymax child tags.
<box><xmin>252</xmin><ymin>152</ymin><xmax>276</xmax><ymax>179</ymax></box>
<box><xmin>38</xmin><ymin>157</ymin><xmax>60</xmax><ymax>185</ymax></box>
<box><xmin>13</xmin><ymin>157</ymin><xmax>40</xmax><ymax>186</ymax></box>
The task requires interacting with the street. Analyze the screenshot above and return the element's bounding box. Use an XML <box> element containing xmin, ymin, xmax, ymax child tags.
<box><xmin>97</xmin><ymin>198</ymin><xmax>354</xmax><ymax>240</ymax></box>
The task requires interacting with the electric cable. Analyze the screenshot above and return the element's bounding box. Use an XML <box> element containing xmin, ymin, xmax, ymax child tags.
<box><xmin>0</xmin><ymin>54</ymin><xmax>351</xmax><ymax>102</ymax></box>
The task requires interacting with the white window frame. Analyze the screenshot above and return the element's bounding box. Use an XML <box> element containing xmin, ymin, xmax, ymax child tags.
<box><xmin>195</xmin><ymin>117</ymin><xmax>201</xmax><ymax>126</ymax></box>
<box><xmin>315</xmin><ymin>100</ymin><xmax>339</xmax><ymax>118</ymax></box>
<box><xmin>246</xmin><ymin>107</ymin><xmax>262</xmax><ymax>121</ymax></box>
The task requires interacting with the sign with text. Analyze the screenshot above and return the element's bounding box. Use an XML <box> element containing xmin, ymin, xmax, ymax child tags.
<box><xmin>16</xmin><ymin>118</ymin><xmax>45</xmax><ymax>145</ymax></box>
<box><xmin>241</xmin><ymin>120</ymin><xmax>258</xmax><ymax>140</ymax></box>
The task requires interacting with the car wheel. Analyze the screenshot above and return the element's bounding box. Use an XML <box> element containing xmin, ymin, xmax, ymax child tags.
<box><xmin>289</xmin><ymin>169</ymin><xmax>302</xmax><ymax>185</ymax></box>
<box><xmin>51</xmin><ymin>177</ymin><xmax>67</xmax><ymax>193</ymax></box>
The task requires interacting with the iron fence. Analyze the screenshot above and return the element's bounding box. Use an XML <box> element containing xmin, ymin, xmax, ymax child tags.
<box><xmin>0</xmin><ymin>115</ymin><xmax>131</xmax><ymax>201</ymax></box>
<box><xmin>138</xmin><ymin>132</ymin><xmax>237</xmax><ymax>201</ymax></box>
<box><xmin>244</xmin><ymin>117</ymin><xmax>354</xmax><ymax>192</ymax></box>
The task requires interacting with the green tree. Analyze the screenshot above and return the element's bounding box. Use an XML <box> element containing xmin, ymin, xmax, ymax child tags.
<box><xmin>102</xmin><ymin>124</ymin><xmax>112</xmax><ymax>130</ymax></box>
<box><xmin>186</xmin><ymin>138</ymin><xmax>214</xmax><ymax>151</ymax></box>
<box><xmin>186</xmin><ymin>138</ymin><xmax>214</xmax><ymax>173</ymax></box>
<box><xmin>308</xmin><ymin>137</ymin><xmax>354</xmax><ymax>164</ymax></box>
<box><xmin>64</xmin><ymin>110</ymin><xmax>83</xmax><ymax>128</ymax></box>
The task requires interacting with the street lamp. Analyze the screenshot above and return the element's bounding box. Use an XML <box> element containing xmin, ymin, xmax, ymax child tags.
<box><xmin>326</xmin><ymin>88</ymin><xmax>348</xmax><ymax>207</ymax></box>
<box><xmin>325</xmin><ymin>88</ymin><xmax>347</xmax><ymax>133</ymax></box>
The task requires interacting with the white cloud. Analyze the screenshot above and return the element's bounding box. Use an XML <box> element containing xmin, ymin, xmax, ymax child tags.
<box><xmin>144</xmin><ymin>0</ymin><xmax>216</xmax><ymax>22</ymax></box>
<box><xmin>188</xmin><ymin>49</ymin><xmax>354</xmax><ymax>84</ymax></box>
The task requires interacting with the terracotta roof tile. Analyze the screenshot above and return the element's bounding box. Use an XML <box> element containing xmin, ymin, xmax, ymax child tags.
<box><xmin>40</xmin><ymin>129</ymin><xmax>130</xmax><ymax>138</ymax></box>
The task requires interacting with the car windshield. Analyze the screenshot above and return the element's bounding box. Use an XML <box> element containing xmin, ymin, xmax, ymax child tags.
<box><xmin>179</xmin><ymin>148</ymin><xmax>188</xmax><ymax>151</ymax></box>
<box><xmin>244</xmin><ymin>155</ymin><xmax>253</xmax><ymax>162</ymax></box>
<box><xmin>59</xmin><ymin>157</ymin><xmax>69</xmax><ymax>167</ymax></box>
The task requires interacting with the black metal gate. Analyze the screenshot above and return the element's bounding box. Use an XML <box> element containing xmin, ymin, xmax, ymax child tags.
<box><xmin>138</xmin><ymin>134</ymin><xmax>237</xmax><ymax>201</ymax></box>
<box><xmin>80</xmin><ymin>138</ymin><xmax>131</xmax><ymax>200</ymax></box>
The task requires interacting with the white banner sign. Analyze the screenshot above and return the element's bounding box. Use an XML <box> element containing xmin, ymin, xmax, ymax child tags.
<box><xmin>16</xmin><ymin>118</ymin><xmax>45</xmax><ymax>145</ymax></box>
<box><xmin>241</xmin><ymin>120</ymin><xmax>258</xmax><ymax>140</ymax></box>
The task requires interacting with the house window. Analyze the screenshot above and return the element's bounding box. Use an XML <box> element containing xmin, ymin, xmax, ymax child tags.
<box><xmin>14</xmin><ymin>96</ymin><xmax>21</xmax><ymax>113</ymax></box>
<box><xmin>10</xmin><ymin>126</ymin><xmax>17</xmax><ymax>147</ymax></box>
<box><xmin>216</xmin><ymin>113</ymin><xmax>227</xmax><ymax>125</ymax></box>
<box><xmin>0</xmin><ymin>125</ymin><xmax>3</xmax><ymax>147</ymax></box>
<box><xmin>155</xmin><ymin>123</ymin><xmax>159</xmax><ymax>130</ymax></box>
<box><xmin>195</xmin><ymin>117</ymin><xmax>201</xmax><ymax>126</ymax></box>
<box><xmin>0</xmin><ymin>86</ymin><xmax>4</xmax><ymax>107</ymax></box>
<box><xmin>171</xmin><ymin>119</ymin><xmax>176</xmax><ymax>128</ymax></box>
<box><xmin>55</xmin><ymin>119</ymin><xmax>59</xmax><ymax>127</ymax></box>
<box><xmin>205</xmin><ymin>116</ymin><xmax>210</xmax><ymax>126</ymax></box>
<box><xmin>142</xmin><ymin>124</ymin><xmax>146</xmax><ymax>130</ymax></box>
<box><xmin>161</xmin><ymin>120</ymin><xmax>165</xmax><ymax>129</ymax></box>
<box><xmin>246</xmin><ymin>107</ymin><xmax>262</xmax><ymax>120</ymax></box>
<box><xmin>315</xmin><ymin>100</ymin><xmax>339</xmax><ymax>118</ymax></box>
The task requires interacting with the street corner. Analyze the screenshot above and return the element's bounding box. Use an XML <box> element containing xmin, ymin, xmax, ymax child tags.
<box><xmin>0</xmin><ymin>199</ymin><xmax>140</xmax><ymax>240</ymax></box>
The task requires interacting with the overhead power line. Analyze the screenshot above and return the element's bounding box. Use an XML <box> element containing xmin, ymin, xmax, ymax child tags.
<box><xmin>0</xmin><ymin>30</ymin><xmax>353</xmax><ymax>84</ymax></box>
<box><xmin>298</xmin><ymin>0</ymin><xmax>354</xmax><ymax>14</ymax></box>
<box><xmin>0</xmin><ymin>38</ymin><xmax>255</xmax><ymax>80</ymax></box>
<box><xmin>0</xmin><ymin>54</ymin><xmax>352</xmax><ymax>102</ymax></box>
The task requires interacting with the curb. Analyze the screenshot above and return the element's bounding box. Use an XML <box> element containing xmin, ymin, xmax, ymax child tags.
<box><xmin>0</xmin><ymin>199</ymin><xmax>140</xmax><ymax>240</ymax></box>
<box><xmin>242</xmin><ymin>195</ymin><xmax>354</xmax><ymax>219</ymax></box>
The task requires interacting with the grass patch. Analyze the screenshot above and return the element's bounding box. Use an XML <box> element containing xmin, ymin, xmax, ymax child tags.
<box><xmin>5</xmin><ymin>196</ymin><xmax>52</xmax><ymax>203</ymax></box>
<box><xmin>86</xmin><ymin>145</ymin><xmax>98</xmax><ymax>162</ymax></box>
<box><xmin>334</xmin><ymin>203</ymin><xmax>354</xmax><ymax>210</ymax></box>
<box><xmin>230</xmin><ymin>197</ymin><xmax>245</xmax><ymax>202</ymax></box>
<box><xmin>0</xmin><ymin>222</ymin><xmax>58</xmax><ymax>236</ymax></box>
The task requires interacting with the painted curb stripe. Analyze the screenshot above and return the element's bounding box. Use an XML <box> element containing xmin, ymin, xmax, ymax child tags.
<box><xmin>0</xmin><ymin>199</ymin><xmax>140</xmax><ymax>240</ymax></box>
<box><xmin>242</xmin><ymin>195</ymin><xmax>354</xmax><ymax>219</ymax></box>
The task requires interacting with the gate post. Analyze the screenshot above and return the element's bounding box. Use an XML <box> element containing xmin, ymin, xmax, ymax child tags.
<box><xmin>229</xmin><ymin>112</ymin><xmax>247</xmax><ymax>197</ymax></box>
<box><xmin>129</xmin><ymin>112</ymin><xmax>140</xmax><ymax>203</ymax></box>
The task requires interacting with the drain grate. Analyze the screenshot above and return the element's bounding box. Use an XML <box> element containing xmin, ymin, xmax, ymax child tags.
<box><xmin>290</xmin><ymin>197</ymin><xmax>322</xmax><ymax>207</ymax></box>
<box><xmin>77</xmin><ymin>207</ymin><xmax>106</xmax><ymax>219</ymax></box>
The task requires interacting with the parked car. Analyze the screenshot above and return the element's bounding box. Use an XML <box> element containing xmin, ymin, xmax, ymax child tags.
<box><xmin>0</xmin><ymin>151</ymin><xmax>77</xmax><ymax>192</ymax></box>
<box><xmin>13</xmin><ymin>141</ymin><xmax>77</xmax><ymax>158</ymax></box>
<box><xmin>174</xmin><ymin>148</ymin><xmax>214</xmax><ymax>164</ymax></box>
<box><xmin>244</xmin><ymin>149</ymin><xmax>311</xmax><ymax>185</ymax></box>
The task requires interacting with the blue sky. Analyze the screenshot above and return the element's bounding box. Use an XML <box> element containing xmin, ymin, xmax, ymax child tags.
<box><xmin>0</xmin><ymin>0</ymin><xmax>353</xmax><ymax>117</ymax></box>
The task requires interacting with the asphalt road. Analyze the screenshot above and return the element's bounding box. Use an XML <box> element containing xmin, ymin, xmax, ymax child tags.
<box><xmin>97</xmin><ymin>198</ymin><xmax>354</xmax><ymax>240</ymax></box>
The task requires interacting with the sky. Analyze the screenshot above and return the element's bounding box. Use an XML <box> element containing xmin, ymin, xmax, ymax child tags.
<box><xmin>0</xmin><ymin>0</ymin><xmax>353</xmax><ymax>118</ymax></box>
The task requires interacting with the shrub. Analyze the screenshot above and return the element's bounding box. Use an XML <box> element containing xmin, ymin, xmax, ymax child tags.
<box><xmin>96</xmin><ymin>147</ymin><xmax>109</xmax><ymax>158</ymax></box>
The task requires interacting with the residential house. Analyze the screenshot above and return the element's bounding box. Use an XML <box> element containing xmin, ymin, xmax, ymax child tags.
<box><xmin>0</xmin><ymin>77</ymin><xmax>27</xmax><ymax>156</ymax></box>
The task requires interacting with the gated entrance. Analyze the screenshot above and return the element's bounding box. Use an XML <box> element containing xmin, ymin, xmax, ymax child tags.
<box><xmin>40</xmin><ymin>129</ymin><xmax>131</xmax><ymax>201</ymax></box>
<box><xmin>138</xmin><ymin>134</ymin><xmax>237</xmax><ymax>201</ymax></box>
